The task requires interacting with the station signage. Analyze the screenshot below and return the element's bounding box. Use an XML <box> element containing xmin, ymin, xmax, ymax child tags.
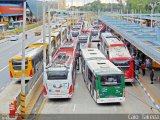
<box><xmin>0</xmin><ymin>5</ymin><xmax>23</xmax><ymax>15</ymax></box>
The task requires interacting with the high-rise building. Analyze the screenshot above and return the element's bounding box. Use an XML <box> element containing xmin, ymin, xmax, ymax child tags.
<box><xmin>0</xmin><ymin>0</ymin><xmax>64</xmax><ymax>23</ymax></box>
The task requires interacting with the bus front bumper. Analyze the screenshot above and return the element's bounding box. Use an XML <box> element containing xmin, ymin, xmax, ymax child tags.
<box><xmin>11</xmin><ymin>77</ymin><xmax>32</xmax><ymax>81</ymax></box>
<box><xmin>45</xmin><ymin>94</ymin><xmax>72</xmax><ymax>99</ymax></box>
<box><xmin>125</xmin><ymin>78</ymin><xmax>134</xmax><ymax>82</ymax></box>
<box><xmin>97</xmin><ymin>97</ymin><xmax>125</xmax><ymax>103</ymax></box>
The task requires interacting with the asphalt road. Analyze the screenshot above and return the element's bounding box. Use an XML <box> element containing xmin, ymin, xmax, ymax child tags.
<box><xmin>0</xmin><ymin>25</ymin><xmax>45</xmax><ymax>92</ymax></box>
<box><xmin>40</xmin><ymin>72</ymin><xmax>159</xmax><ymax>115</ymax></box>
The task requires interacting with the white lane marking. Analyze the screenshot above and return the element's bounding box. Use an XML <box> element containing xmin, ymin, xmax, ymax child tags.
<box><xmin>0</xmin><ymin>65</ymin><xmax>9</xmax><ymax>72</ymax></box>
<box><xmin>73</xmin><ymin>104</ymin><xmax>76</xmax><ymax>112</ymax></box>
<box><xmin>76</xmin><ymin>83</ymin><xmax>79</xmax><ymax>88</ymax></box>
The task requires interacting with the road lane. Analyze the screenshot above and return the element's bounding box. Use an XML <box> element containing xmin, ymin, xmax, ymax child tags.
<box><xmin>0</xmin><ymin>25</ymin><xmax>47</xmax><ymax>91</ymax></box>
<box><xmin>40</xmin><ymin>72</ymin><xmax>159</xmax><ymax>114</ymax></box>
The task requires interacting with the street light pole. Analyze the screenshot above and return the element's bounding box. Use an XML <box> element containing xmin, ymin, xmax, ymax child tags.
<box><xmin>21</xmin><ymin>1</ymin><xmax>26</xmax><ymax>118</ymax></box>
<box><xmin>48</xmin><ymin>3</ymin><xmax>52</xmax><ymax>63</ymax></box>
<box><xmin>43</xmin><ymin>0</ymin><xmax>47</xmax><ymax>87</ymax></box>
<box><xmin>151</xmin><ymin>7</ymin><xmax>153</xmax><ymax>28</ymax></box>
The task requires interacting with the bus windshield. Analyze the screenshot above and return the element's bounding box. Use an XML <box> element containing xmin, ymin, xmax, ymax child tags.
<box><xmin>112</xmin><ymin>59</ymin><xmax>130</xmax><ymax>71</ymax></box>
<box><xmin>72</xmin><ymin>31</ymin><xmax>79</xmax><ymax>37</ymax></box>
<box><xmin>91</xmin><ymin>30</ymin><xmax>98</xmax><ymax>36</ymax></box>
<box><xmin>78</xmin><ymin>36</ymin><xmax>88</xmax><ymax>42</ymax></box>
<box><xmin>47</xmin><ymin>70</ymin><xmax>68</xmax><ymax>80</ymax></box>
<box><xmin>12</xmin><ymin>59</ymin><xmax>28</xmax><ymax>70</ymax></box>
<box><xmin>101</xmin><ymin>75</ymin><xmax>122</xmax><ymax>86</ymax></box>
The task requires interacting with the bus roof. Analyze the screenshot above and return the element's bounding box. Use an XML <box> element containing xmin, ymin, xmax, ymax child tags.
<box><xmin>103</xmin><ymin>37</ymin><xmax>124</xmax><ymax>47</ymax></box>
<box><xmin>101</xmin><ymin>32</ymin><xmax>116</xmax><ymax>38</ymax></box>
<box><xmin>108</xmin><ymin>46</ymin><xmax>131</xmax><ymax>59</ymax></box>
<box><xmin>81</xmin><ymin>48</ymin><xmax>106</xmax><ymax>60</ymax></box>
<box><xmin>60</xmin><ymin>41</ymin><xmax>77</xmax><ymax>49</ymax></box>
<box><xmin>46</xmin><ymin>31</ymin><xmax>60</xmax><ymax>37</ymax></box>
<box><xmin>47</xmin><ymin>47</ymin><xmax>74</xmax><ymax>71</ymax></box>
<box><xmin>34</xmin><ymin>37</ymin><xmax>53</xmax><ymax>44</ymax></box>
<box><xmin>13</xmin><ymin>46</ymin><xmax>43</xmax><ymax>58</ymax></box>
<box><xmin>87</xmin><ymin>59</ymin><xmax>123</xmax><ymax>75</ymax></box>
<box><xmin>78</xmin><ymin>33</ymin><xmax>90</xmax><ymax>38</ymax></box>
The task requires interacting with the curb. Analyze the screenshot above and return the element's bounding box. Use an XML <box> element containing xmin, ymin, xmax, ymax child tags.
<box><xmin>136</xmin><ymin>77</ymin><xmax>160</xmax><ymax>112</ymax></box>
<box><xmin>0</xmin><ymin>39</ymin><xmax>8</xmax><ymax>44</ymax></box>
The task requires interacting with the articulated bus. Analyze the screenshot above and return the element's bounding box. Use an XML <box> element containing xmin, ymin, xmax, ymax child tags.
<box><xmin>70</xmin><ymin>28</ymin><xmax>80</xmax><ymax>40</ymax></box>
<box><xmin>77</xmin><ymin>33</ymin><xmax>91</xmax><ymax>54</ymax></box>
<box><xmin>61</xmin><ymin>26</ymin><xmax>68</xmax><ymax>43</ymax></box>
<box><xmin>9</xmin><ymin>35</ymin><xmax>58</xmax><ymax>81</ymax></box>
<box><xmin>108</xmin><ymin>46</ymin><xmax>134</xmax><ymax>82</ymax></box>
<box><xmin>101</xmin><ymin>33</ymin><xmax>134</xmax><ymax>82</ymax></box>
<box><xmin>81</xmin><ymin>48</ymin><xmax>125</xmax><ymax>103</ymax></box>
<box><xmin>9</xmin><ymin>46</ymin><xmax>43</xmax><ymax>81</ymax></box>
<box><xmin>93</xmin><ymin>20</ymin><xmax>106</xmax><ymax>32</ymax></box>
<box><xmin>46</xmin><ymin>31</ymin><xmax>61</xmax><ymax>49</ymax></box>
<box><xmin>91</xmin><ymin>28</ymin><xmax>101</xmax><ymax>42</ymax></box>
<box><xmin>101</xmin><ymin>33</ymin><xmax>123</xmax><ymax>55</ymax></box>
<box><xmin>44</xmin><ymin>41</ymin><xmax>77</xmax><ymax>98</ymax></box>
<box><xmin>27</xmin><ymin>37</ymin><xmax>55</xmax><ymax>57</ymax></box>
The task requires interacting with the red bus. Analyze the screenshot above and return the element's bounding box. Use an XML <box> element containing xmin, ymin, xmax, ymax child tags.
<box><xmin>101</xmin><ymin>33</ymin><xmax>134</xmax><ymax>82</ymax></box>
<box><xmin>43</xmin><ymin>41</ymin><xmax>77</xmax><ymax>98</ymax></box>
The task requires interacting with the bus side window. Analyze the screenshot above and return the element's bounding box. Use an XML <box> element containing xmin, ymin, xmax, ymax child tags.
<box><xmin>88</xmin><ymin>68</ymin><xmax>93</xmax><ymax>82</ymax></box>
<box><xmin>93</xmin><ymin>76</ymin><xmax>96</xmax><ymax>89</ymax></box>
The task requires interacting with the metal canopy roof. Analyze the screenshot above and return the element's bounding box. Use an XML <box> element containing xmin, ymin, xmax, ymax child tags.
<box><xmin>122</xmin><ymin>14</ymin><xmax>160</xmax><ymax>22</ymax></box>
<box><xmin>99</xmin><ymin>15</ymin><xmax>160</xmax><ymax>64</ymax></box>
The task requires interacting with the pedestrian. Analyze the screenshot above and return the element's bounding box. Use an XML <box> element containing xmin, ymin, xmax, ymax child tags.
<box><xmin>25</xmin><ymin>34</ymin><xmax>28</xmax><ymax>39</ymax></box>
<box><xmin>146</xmin><ymin>58</ymin><xmax>151</xmax><ymax>70</ymax></box>
<box><xmin>135</xmin><ymin>58</ymin><xmax>139</xmax><ymax>72</ymax></box>
<box><xmin>97</xmin><ymin>42</ymin><xmax>100</xmax><ymax>50</ymax></box>
<box><xmin>141</xmin><ymin>62</ymin><xmax>146</xmax><ymax>76</ymax></box>
<box><xmin>150</xmin><ymin>69</ymin><xmax>154</xmax><ymax>84</ymax></box>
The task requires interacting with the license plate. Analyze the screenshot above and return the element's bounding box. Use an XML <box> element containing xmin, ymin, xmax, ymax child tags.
<box><xmin>55</xmin><ymin>90</ymin><xmax>60</xmax><ymax>92</ymax></box>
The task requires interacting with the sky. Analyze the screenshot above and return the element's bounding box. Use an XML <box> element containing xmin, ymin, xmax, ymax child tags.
<box><xmin>66</xmin><ymin>0</ymin><xmax>119</xmax><ymax>7</ymax></box>
<box><xmin>66</xmin><ymin>0</ymin><xmax>96</xmax><ymax>7</ymax></box>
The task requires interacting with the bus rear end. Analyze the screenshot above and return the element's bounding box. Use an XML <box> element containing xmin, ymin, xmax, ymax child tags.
<box><xmin>9</xmin><ymin>57</ymin><xmax>33</xmax><ymax>81</ymax></box>
<box><xmin>96</xmin><ymin>74</ymin><xmax>125</xmax><ymax>103</ymax></box>
<box><xmin>44</xmin><ymin>68</ymin><xmax>73</xmax><ymax>98</ymax></box>
<box><xmin>111</xmin><ymin>58</ymin><xmax>134</xmax><ymax>82</ymax></box>
<box><xmin>91</xmin><ymin>29</ymin><xmax>100</xmax><ymax>42</ymax></box>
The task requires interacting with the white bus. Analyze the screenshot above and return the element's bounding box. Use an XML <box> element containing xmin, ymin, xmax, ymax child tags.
<box><xmin>77</xmin><ymin>33</ymin><xmax>91</xmax><ymax>53</ymax></box>
<box><xmin>101</xmin><ymin>33</ymin><xmax>124</xmax><ymax>55</ymax></box>
<box><xmin>91</xmin><ymin>28</ymin><xmax>101</xmax><ymax>42</ymax></box>
<box><xmin>44</xmin><ymin>41</ymin><xmax>77</xmax><ymax>98</ymax></box>
<box><xmin>108</xmin><ymin>46</ymin><xmax>135</xmax><ymax>82</ymax></box>
<box><xmin>81</xmin><ymin>48</ymin><xmax>125</xmax><ymax>103</ymax></box>
<box><xmin>70</xmin><ymin>28</ymin><xmax>80</xmax><ymax>40</ymax></box>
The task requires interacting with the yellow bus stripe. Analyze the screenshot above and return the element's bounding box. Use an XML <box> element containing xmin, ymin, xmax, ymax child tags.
<box><xmin>139</xmin><ymin>76</ymin><xmax>160</xmax><ymax>105</ymax></box>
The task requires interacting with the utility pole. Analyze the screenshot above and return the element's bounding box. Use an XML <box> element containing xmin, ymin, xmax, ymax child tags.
<box><xmin>43</xmin><ymin>0</ymin><xmax>47</xmax><ymax>89</ymax></box>
<box><xmin>60</xmin><ymin>23</ymin><xmax>63</xmax><ymax>45</ymax></box>
<box><xmin>48</xmin><ymin>3</ymin><xmax>52</xmax><ymax>63</ymax></box>
<box><xmin>21</xmin><ymin>1</ymin><xmax>26</xmax><ymax>118</ymax></box>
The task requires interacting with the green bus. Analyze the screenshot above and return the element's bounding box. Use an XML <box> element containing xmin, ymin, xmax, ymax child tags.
<box><xmin>81</xmin><ymin>48</ymin><xmax>125</xmax><ymax>103</ymax></box>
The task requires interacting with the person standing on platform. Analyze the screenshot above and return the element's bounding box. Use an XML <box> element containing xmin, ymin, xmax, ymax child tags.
<box><xmin>141</xmin><ymin>62</ymin><xmax>146</xmax><ymax>76</ymax></box>
<box><xmin>97</xmin><ymin>42</ymin><xmax>100</xmax><ymax>50</ymax></box>
<box><xmin>135</xmin><ymin>58</ymin><xmax>140</xmax><ymax>73</ymax></box>
<box><xmin>146</xmin><ymin>58</ymin><xmax>151</xmax><ymax>70</ymax></box>
<box><xmin>150</xmin><ymin>69</ymin><xmax>155</xmax><ymax>84</ymax></box>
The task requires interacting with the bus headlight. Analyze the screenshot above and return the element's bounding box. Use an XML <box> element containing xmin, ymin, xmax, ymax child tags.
<box><xmin>96</xmin><ymin>90</ymin><xmax>99</xmax><ymax>99</ymax></box>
